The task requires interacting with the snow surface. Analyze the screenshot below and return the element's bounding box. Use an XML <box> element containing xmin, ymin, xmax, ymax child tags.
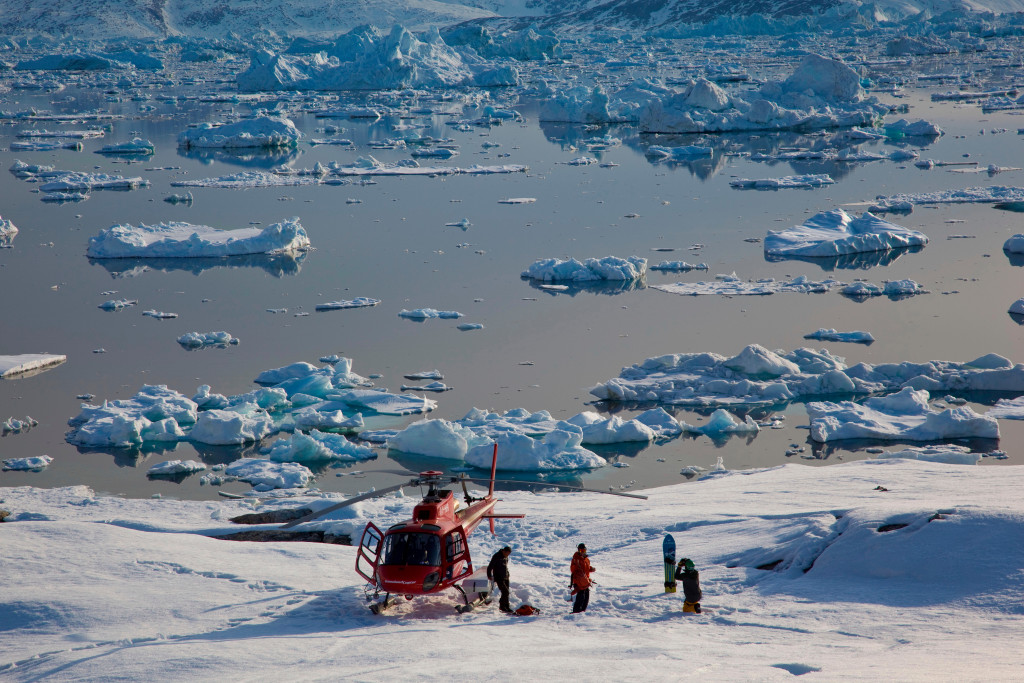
<box><xmin>3</xmin><ymin>460</ymin><xmax>1024</xmax><ymax>679</ymax></box>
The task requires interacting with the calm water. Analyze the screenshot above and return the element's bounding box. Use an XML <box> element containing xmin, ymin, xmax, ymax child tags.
<box><xmin>1</xmin><ymin>58</ymin><xmax>1022</xmax><ymax>500</ymax></box>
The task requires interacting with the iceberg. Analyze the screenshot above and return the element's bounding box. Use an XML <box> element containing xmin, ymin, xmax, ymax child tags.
<box><xmin>222</xmin><ymin>458</ymin><xmax>313</xmax><ymax>489</ymax></box>
<box><xmin>521</xmin><ymin>256</ymin><xmax>647</xmax><ymax>282</ymax></box>
<box><xmin>681</xmin><ymin>409</ymin><xmax>759</xmax><ymax>436</ymax></box>
<box><xmin>95</xmin><ymin>138</ymin><xmax>155</xmax><ymax>156</ymax></box>
<box><xmin>40</xmin><ymin>173</ymin><xmax>147</xmax><ymax>192</ymax></box>
<box><xmin>316</xmin><ymin>298</ymin><xmax>381</xmax><ymax>311</ymax></box>
<box><xmin>87</xmin><ymin>218</ymin><xmax>310</xmax><ymax>259</ymax></box>
<box><xmin>465</xmin><ymin>430</ymin><xmax>606</xmax><ymax>472</ymax></box>
<box><xmin>871</xmin><ymin>445</ymin><xmax>989</xmax><ymax>465</ymax></box>
<box><xmin>764</xmin><ymin>209</ymin><xmax>928</xmax><ymax>258</ymax></box>
<box><xmin>178</xmin><ymin>116</ymin><xmax>302</xmax><ymax>149</ymax></box>
<box><xmin>237</xmin><ymin>25</ymin><xmax>490</xmax><ymax>92</ymax></box>
<box><xmin>398</xmin><ymin>308</ymin><xmax>463</xmax><ymax>319</ymax></box>
<box><xmin>803</xmin><ymin>329</ymin><xmax>875</xmax><ymax>344</ymax></box>
<box><xmin>2</xmin><ymin>455</ymin><xmax>53</xmax><ymax>471</ymax></box>
<box><xmin>189</xmin><ymin>408</ymin><xmax>276</xmax><ymax>446</ymax></box>
<box><xmin>0</xmin><ymin>353</ymin><xmax>66</xmax><ymax>378</ymax></box>
<box><xmin>1004</xmin><ymin>234</ymin><xmax>1024</xmax><ymax>254</ymax></box>
<box><xmin>177</xmin><ymin>332</ymin><xmax>239</xmax><ymax>349</ymax></box>
<box><xmin>265</xmin><ymin>430</ymin><xmax>374</xmax><ymax>462</ymax></box>
<box><xmin>807</xmin><ymin>388</ymin><xmax>999</xmax><ymax>443</ymax></box>
<box><xmin>147</xmin><ymin>460</ymin><xmax>206</xmax><ymax>476</ymax></box>
<box><xmin>872</xmin><ymin>187</ymin><xmax>1024</xmax><ymax>212</ymax></box>
<box><xmin>0</xmin><ymin>215</ymin><xmax>18</xmax><ymax>248</ymax></box>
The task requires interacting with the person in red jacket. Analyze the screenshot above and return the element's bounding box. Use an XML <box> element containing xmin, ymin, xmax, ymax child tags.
<box><xmin>570</xmin><ymin>543</ymin><xmax>595</xmax><ymax>613</ymax></box>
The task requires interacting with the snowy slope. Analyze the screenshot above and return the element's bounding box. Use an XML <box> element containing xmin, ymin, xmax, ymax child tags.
<box><xmin>2</xmin><ymin>460</ymin><xmax>1023</xmax><ymax>679</ymax></box>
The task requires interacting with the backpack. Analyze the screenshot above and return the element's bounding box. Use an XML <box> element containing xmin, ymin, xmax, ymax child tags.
<box><xmin>514</xmin><ymin>604</ymin><xmax>539</xmax><ymax>616</ymax></box>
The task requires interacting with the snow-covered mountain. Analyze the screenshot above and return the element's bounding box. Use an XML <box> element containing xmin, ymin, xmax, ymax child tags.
<box><xmin>0</xmin><ymin>0</ymin><xmax>1022</xmax><ymax>41</ymax></box>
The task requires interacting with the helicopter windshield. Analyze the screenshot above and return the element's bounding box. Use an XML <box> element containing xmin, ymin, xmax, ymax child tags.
<box><xmin>381</xmin><ymin>532</ymin><xmax>442</xmax><ymax>567</ymax></box>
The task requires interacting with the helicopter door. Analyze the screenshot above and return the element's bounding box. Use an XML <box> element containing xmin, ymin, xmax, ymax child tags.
<box><xmin>442</xmin><ymin>528</ymin><xmax>473</xmax><ymax>584</ymax></box>
<box><xmin>355</xmin><ymin>522</ymin><xmax>384</xmax><ymax>584</ymax></box>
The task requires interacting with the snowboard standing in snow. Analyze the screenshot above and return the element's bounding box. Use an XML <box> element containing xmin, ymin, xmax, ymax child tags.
<box><xmin>663</xmin><ymin>534</ymin><xmax>676</xmax><ymax>593</ymax></box>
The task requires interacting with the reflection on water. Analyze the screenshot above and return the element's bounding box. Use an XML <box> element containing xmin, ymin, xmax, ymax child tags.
<box><xmin>765</xmin><ymin>245</ymin><xmax>925</xmax><ymax>272</ymax></box>
<box><xmin>178</xmin><ymin>146</ymin><xmax>302</xmax><ymax>169</ymax></box>
<box><xmin>524</xmin><ymin>277</ymin><xmax>646</xmax><ymax>297</ymax></box>
<box><xmin>88</xmin><ymin>252</ymin><xmax>307</xmax><ymax>278</ymax></box>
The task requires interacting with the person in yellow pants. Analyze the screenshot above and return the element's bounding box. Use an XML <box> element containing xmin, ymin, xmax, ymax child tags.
<box><xmin>675</xmin><ymin>558</ymin><xmax>702</xmax><ymax>614</ymax></box>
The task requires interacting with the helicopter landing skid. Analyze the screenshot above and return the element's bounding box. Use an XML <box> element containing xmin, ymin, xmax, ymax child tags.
<box><xmin>368</xmin><ymin>594</ymin><xmax>398</xmax><ymax>614</ymax></box>
<box><xmin>454</xmin><ymin>584</ymin><xmax>491</xmax><ymax>614</ymax></box>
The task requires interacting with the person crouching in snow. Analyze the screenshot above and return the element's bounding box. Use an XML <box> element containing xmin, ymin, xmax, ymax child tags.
<box><xmin>570</xmin><ymin>543</ymin><xmax>595</xmax><ymax>613</ymax></box>
<box><xmin>675</xmin><ymin>558</ymin><xmax>702</xmax><ymax>613</ymax></box>
<box><xmin>488</xmin><ymin>546</ymin><xmax>513</xmax><ymax>613</ymax></box>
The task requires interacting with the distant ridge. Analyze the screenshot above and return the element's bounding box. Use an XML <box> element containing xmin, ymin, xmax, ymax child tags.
<box><xmin>0</xmin><ymin>0</ymin><xmax>1022</xmax><ymax>42</ymax></box>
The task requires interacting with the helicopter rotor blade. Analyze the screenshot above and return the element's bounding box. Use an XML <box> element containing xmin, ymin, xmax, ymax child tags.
<box><xmin>462</xmin><ymin>478</ymin><xmax>647</xmax><ymax>500</ymax></box>
<box><xmin>280</xmin><ymin>478</ymin><xmax>419</xmax><ymax>529</ymax></box>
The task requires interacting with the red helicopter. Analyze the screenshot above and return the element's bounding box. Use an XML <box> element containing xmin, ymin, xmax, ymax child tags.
<box><xmin>281</xmin><ymin>444</ymin><xmax>647</xmax><ymax>613</ymax></box>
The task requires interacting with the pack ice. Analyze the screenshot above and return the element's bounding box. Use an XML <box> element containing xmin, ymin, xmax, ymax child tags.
<box><xmin>590</xmin><ymin>344</ymin><xmax>1024</xmax><ymax>407</ymax></box>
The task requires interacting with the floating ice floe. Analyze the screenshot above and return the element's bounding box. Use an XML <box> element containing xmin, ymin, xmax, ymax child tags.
<box><xmin>987</xmin><ymin>396</ymin><xmax>1024</xmax><ymax>420</ymax></box>
<box><xmin>840</xmin><ymin>279</ymin><xmax>927</xmax><ymax>299</ymax></box>
<box><xmin>872</xmin><ymin>186</ymin><xmax>1024</xmax><ymax>212</ymax></box>
<box><xmin>223</xmin><ymin>458</ymin><xmax>314</xmax><ymax>489</ymax></box>
<box><xmin>804</xmin><ymin>329</ymin><xmax>875</xmax><ymax>344</ymax></box>
<box><xmin>40</xmin><ymin>172</ymin><xmax>147</xmax><ymax>192</ymax></box>
<box><xmin>764</xmin><ymin>209</ymin><xmax>928</xmax><ymax>258</ymax></box>
<box><xmin>17</xmin><ymin>129</ymin><xmax>104</xmax><ymax>139</ymax></box>
<box><xmin>0</xmin><ymin>215</ymin><xmax>18</xmax><ymax>248</ymax></box>
<box><xmin>590</xmin><ymin>344</ymin><xmax>1024</xmax><ymax>407</ymax></box>
<box><xmin>730</xmin><ymin>174</ymin><xmax>835</xmax><ymax>189</ymax></box>
<box><xmin>645</xmin><ymin>145</ymin><xmax>713</xmax><ymax>159</ymax></box>
<box><xmin>498</xmin><ymin>197</ymin><xmax>536</xmax><ymax>204</ymax></box>
<box><xmin>807</xmin><ymin>387</ymin><xmax>998</xmax><ymax>442</ymax></box>
<box><xmin>1004</xmin><ymin>234</ymin><xmax>1024</xmax><ymax>253</ymax></box>
<box><xmin>315</xmin><ymin>297</ymin><xmax>380</xmax><ymax>311</ymax></box>
<box><xmin>147</xmin><ymin>460</ymin><xmax>206</xmax><ymax>476</ymax></box>
<box><xmin>2</xmin><ymin>455</ymin><xmax>52</xmax><ymax>471</ymax></box>
<box><xmin>457</xmin><ymin>323</ymin><xmax>484</xmax><ymax>331</ymax></box>
<box><xmin>681</xmin><ymin>409</ymin><xmax>759</xmax><ymax>436</ymax></box>
<box><xmin>521</xmin><ymin>256</ymin><xmax>647</xmax><ymax>282</ymax></box>
<box><xmin>398</xmin><ymin>308</ymin><xmax>463</xmax><ymax>319</ymax></box>
<box><xmin>2</xmin><ymin>416</ymin><xmax>38</xmax><ymax>434</ymax></box>
<box><xmin>177</xmin><ymin>332</ymin><xmax>239</xmax><ymax>349</ymax></box>
<box><xmin>649</xmin><ymin>261</ymin><xmax>708</xmax><ymax>272</ymax></box>
<box><xmin>177</xmin><ymin>116</ymin><xmax>301</xmax><ymax>149</ymax></box>
<box><xmin>98</xmin><ymin>298</ymin><xmax>137</xmax><ymax>311</ymax></box>
<box><xmin>871</xmin><ymin>445</ymin><xmax>988</xmax><ymax>465</ymax></box>
<box><xmin>401</xmin><ymin>381</ymin><xmax>451</xmax><ymax>392</ymax></box>
<box><xmin>264</xmin><ymin>430</ymin><xmax>374</xmax><ymax>462</ymax></box>
<box><xmin>10</xmin><ymin>139</ymin><xmax>82</xmax><ymax>151</ymax></box>
<box><xmin>883</xmin><ymin>119</ymin><xmax>944</xmax><ymax>137</ymax></box>
<box><xmin>87</xmin><ymin>217</ymin><xmax>310</xmax><ymax>258</ymax></box>
<box><xmin>565</xmin><ymin>412</ymin><xmax>657</xmax><ymax>444</ymax></box>
<box><xmin>0</xmin><ymin>353</ymin><xmax>66</xmax><ymax>378</ymax></box>
<box><xmin>290</xmin><ymin>406</ymin><xmax>365</xmax><ymax>432</ymax></box>
<box><xmin>143</xmin><ymin>310</ymin><xmax>177</xmax><ymax>319</ymax></box>
<box><xmin>164</xmin><ymin>192</ymin><xmax>193</xmax><ymax>204</ymax></box>
<box><xmin>95</xmin><ymin>138</ymin><xmax>155</xmax><ymax>156</ymax></box>
<box><xmin>1010</xmin><ymin>299</ymin><xmax>1024</xmax><ymax>321</ymax></box>
<box><xmin>404</xmin><ymin>370</ymin><xmax>443</xmax><ymax>381</ymax></box>
<box><xmin>652</xmin><ymin>274</ymin><xmax>837</xmax><ymax>296</ymax></box>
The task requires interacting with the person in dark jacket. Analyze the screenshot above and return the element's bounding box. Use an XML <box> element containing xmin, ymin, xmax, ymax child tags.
<box><xmin>487</xmin><ymin>546</ymin><xmax>513</xmax><ymax>613</ymax></box>
<box><xmin>675</xmin><ymin>558</ymin><xmax>702</xmax><ymax>613</ymax></box>
<box><xmin>570</xmin><ymin>543</ymin><xmax>595</xmax><ymax>613</ymax></box>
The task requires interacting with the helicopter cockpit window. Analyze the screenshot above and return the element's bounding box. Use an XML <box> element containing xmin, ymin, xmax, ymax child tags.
<box><xmin>381</xmin><ymin>532</ymin><xmax>442</xmax><ymax>567</ymax></box>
